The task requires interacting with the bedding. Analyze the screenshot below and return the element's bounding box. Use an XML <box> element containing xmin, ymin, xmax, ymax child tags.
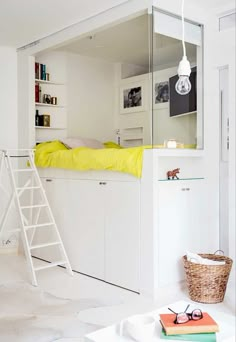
<box><xmin>35</xmin><ymin>141</ymin><xmax>145</xmax><ymax>178</ymax></box>
<box><xmin>60</xmin><ymin>137</ymin><xmax>104</xmax><ymax>149</ymax></box>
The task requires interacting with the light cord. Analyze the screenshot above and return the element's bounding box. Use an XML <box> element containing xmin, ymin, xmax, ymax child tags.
<box><xmin>181</xmin><ymin>0</ymin><xmax>186</xmax><ymax>57</ymax></box>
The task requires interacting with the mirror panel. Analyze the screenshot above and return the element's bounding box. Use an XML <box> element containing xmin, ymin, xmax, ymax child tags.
<box><xmin>152</xmin><ymin>9</ymin><xmax>203</xmax><ymax>149</ymax></box>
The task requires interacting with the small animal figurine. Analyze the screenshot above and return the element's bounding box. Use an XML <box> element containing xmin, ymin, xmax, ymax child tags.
<box><xmin>167</xmin><ymin>168</ymin><xmax>180</xmax><ymax>180</ymax></box>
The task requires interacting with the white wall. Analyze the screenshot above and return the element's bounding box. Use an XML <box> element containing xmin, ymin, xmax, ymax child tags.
<box><xmin>0</xmin><ymin>47</ymin><xmax>18</xmax><ymax>149</ymax></box>
<box><xmin>66</xmin><ymin>53</ymin><xmax>116</xmax><ymax>142</ymax></box>
<box><xmin>216</xmin><ymin>22</ymin><xmax>236</xmax><ymax>287</ymax></box>
<box><xmin>0</xmin><ymin>47</ymin><xmax>18</xmax><ymax>249</ymax></box>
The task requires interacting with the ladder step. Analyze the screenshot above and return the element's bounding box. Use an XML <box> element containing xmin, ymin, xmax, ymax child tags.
<box><xmin>16</xmin><ymin>186</ymin><xmax>40</xmax><ymax>190</ymax></box>
<box><xmin>13</xmin><ymin>169</ymin><xmax>34</xmax><ymax>172</ymax></box>
<box><xmin>21</xmin><ymin>204</ymin><xmax>47</xmax><ymax>209</ymax></box>
<box><xmin>25</xmin><ymin>222</ymin><xmax>54</xmax><ymax>229</ymax></box>
<box><xmin>30</xmin><ymin>241</ymin><xmax>60</xmax><ymax>250</ymax></box>
<box><xmin>34</xmin><ymin>260</ymin><xmax>67</xmax><ymax>271</ymax></box>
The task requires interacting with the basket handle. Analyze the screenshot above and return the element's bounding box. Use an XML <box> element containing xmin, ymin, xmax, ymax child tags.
<box><xmin>214</xmin><ymin>250</ymin><xmax>224</xmax><ymax>255</ymax></box>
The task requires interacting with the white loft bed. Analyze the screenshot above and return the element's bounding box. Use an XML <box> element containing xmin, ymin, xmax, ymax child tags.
<box><xmin>18</xmin><ymin>1</ymin><xmax>220</xmax><ymax>298</ymax></box>
<box><xmin>33</xmin><ymin>148</ymin><xmax>217</xmax><ymax>297</ymax></box>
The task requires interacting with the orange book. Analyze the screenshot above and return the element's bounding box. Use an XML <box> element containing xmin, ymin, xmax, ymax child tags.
<box><xmin>159</xmin><ymin>313</ymin><xmax>219</xmax><ymax>336</ymax></box>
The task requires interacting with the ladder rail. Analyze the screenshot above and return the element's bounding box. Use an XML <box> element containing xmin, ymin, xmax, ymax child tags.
<box><xmin>5</xmin><ymin>152</ymin><xmax>37</xmax><ymax>286</ymax></box>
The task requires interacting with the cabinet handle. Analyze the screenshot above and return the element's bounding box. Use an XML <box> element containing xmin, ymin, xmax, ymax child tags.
<box><xmin>46</xmin><ymin>179</ymin><xmax>53</xmax><ymax>182</ymax></box>
<box><xmin>99</xmin><ymin>182</ymin><xmax>107</xmax><ymax>185</ymax></box>
<box><xmin>181</xmin><ymin>187</ymin><xmax>190</xmax><ymax>191</ymax></box>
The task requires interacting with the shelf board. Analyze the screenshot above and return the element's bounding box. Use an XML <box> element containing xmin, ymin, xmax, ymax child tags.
<box><xmin>35</xmin><ymin>126</ymin><xmax>66</xmax><ymax>130</ymax></box>
<box><xmin>35</xmin><ymin>79</ymin><xmax>64</xmax><ymax>85</ymax></box>
<box><xmin>35</xmin><ymin>102</ymin><xmax>64</xmax><ymax>108</ymax></box>
<box><xmin>158</xmin><ymin>177</ymin><xmax>204</xmax><ymax>182</ymax></box>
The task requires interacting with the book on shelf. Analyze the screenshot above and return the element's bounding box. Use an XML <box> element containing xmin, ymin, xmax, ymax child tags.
<box><xmin>35</xmin><ymin>83</ymin><xmax>39</xmax><ymax>103</ymax></box>
<box><xmin>35</xmin><ymin>62</ymin><xmax>47</xmax><ymax>81</ymax></box>
<box><xmin>159</xmin><ymin>313</ymin><xmax>219</xmax><ymax>336</ymax></box>
<box><xmin>160</xmin><ymin>330</ymin><xmax>216</xmax><ymax>342</ymax></box>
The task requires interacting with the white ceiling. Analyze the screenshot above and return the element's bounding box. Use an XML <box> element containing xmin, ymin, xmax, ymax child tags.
<box><xmin>0</xmin><ymin>0</ymin><xmax>235</xmax><ymax>48</ymax></box>
<box><xmin>0</xmin><ymin>0</ymin><xmax>128</xmax><ymax>47</ymax></box>
<box><xmin>196</xmin><ymin>0</ymin><xmax>235</xmax><ymax>12</ymax></box>
<box><xmin>56</xmin><ymin>14</ymin><xmax>196</xmax><ymax>69</ymax></box>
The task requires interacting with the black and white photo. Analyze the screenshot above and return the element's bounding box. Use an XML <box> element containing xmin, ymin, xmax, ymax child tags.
<box><xmin>155</xmin><ymin>81</ymin><xmax>169</xmax><ymax>104</ymax></box>
<box><xmin>123</xmin><ymin>86</ymin><xmax>142</xmax><ymax>108</ymax></box>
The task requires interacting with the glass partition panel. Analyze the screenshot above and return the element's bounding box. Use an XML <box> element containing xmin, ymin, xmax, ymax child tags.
<box><xmin>152</xmin><ymin>8</ymin><xmax>203</xmax><ymax>149</ymax></box>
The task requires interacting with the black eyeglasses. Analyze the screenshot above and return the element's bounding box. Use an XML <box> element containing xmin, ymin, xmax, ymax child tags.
<box><xmin>168</xmin><ymin>304</ymin><xmax>203</xmax><ymax>324</ymax></box>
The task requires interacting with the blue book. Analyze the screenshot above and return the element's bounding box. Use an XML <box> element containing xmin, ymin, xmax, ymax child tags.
<box><xmin>160</xmin><ymin>330</ymin><xmax>216</xmax><ymax>342</ymax></box>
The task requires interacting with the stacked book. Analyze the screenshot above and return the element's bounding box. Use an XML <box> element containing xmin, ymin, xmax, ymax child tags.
<box><xmin>159</xmin><ymin>312</ymin><xmax>219</xmax><ymax>342</ymax></box>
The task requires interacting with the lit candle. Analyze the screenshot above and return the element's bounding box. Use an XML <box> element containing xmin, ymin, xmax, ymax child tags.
<box><xmin>167</xmin><ymin>139</ymin><xmax>177</xmax><ymax>148</ymax></box>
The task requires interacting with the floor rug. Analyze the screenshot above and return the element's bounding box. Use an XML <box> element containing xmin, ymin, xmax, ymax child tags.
<box><xmin>0</xmin><ymin>281</ymin><xmax>112</xmax><ymax>341</ymax></box>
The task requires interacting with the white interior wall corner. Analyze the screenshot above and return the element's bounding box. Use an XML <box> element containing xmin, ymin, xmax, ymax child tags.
<box><xmin>0</xmin><ymin>47</ymin><xmax>18</xmax><ymax>149</ymax></box>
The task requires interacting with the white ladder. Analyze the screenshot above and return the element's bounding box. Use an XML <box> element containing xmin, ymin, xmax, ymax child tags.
<box><xmin>0</xmin><ymin>149</ymin><xmax>73</xmax><ymax>286</ymax></box>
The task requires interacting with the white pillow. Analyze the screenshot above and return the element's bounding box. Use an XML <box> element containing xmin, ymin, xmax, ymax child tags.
<box><xmin>61</xmin><ymin>137</ymin><xmax>103</xmax><ymax>149</ymax></box>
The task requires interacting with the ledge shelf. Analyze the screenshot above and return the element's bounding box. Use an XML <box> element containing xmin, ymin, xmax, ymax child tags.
<box><xmin>35</xmin><ymin>102</ymin><xmax>64</xmax><ymax>108</ymax></box>
<box><xmin>35</xmin><ymin>126</ymin><xmax>66</xmax><ymax>130</ymax></box>
<box><xmin>35</xmin><ymin>79</ymin><xmax>64</xmax><ymax>85</ymax></box>
<box><xmin>158</xmin><ymin>177</ymin><xmax>204</xmax><ymax>182</ymax></box>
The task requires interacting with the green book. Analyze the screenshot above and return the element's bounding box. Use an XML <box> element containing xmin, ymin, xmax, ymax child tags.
<box><xmin>160</xmin><ymin>330</ymin><xmax>216</xmax><ymax>342</ymax></box>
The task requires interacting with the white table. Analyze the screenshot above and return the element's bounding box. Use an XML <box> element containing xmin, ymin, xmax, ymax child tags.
<box><xmin>85</xmin><ymin>301</ymin><xmax>235</xmax><ymax>342</ymax></box>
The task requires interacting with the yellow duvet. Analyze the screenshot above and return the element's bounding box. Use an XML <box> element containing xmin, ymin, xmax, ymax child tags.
<box><xmin>35</xmin><ymin>141</ymin><xmax>145</xmax><ymax>178</ymax></box>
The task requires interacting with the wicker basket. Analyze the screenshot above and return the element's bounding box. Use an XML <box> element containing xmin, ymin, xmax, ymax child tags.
<box><xmin>182</xmin><ymin>254</ymin><xmax>233</xmax><ymax>304</ymax></box>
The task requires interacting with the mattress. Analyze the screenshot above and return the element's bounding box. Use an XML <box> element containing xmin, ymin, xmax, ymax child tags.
<box><xmin>38</xmin><ymin>168</ymin><xmax>139</xmax><ymax>182</ymax></box>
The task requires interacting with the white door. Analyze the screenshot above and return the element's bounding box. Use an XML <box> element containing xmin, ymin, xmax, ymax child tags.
<box><xmin>105</xmin><ymin>181</ymin><xmax>140</xmax><ymax>292</ymax></box>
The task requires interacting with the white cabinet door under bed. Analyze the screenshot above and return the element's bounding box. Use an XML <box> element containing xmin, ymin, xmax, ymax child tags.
<box><xmin>105</xmin><ymin>181</ymin><xmax>140</xmax><ymax>292</ymax></box>
<box><xmin>41</xmin><ymin>177</ymin><xmax>140</xmax><ymax>292</ymax></box>
<box><xmin>42</xmin><ymin>178</ymin><xmax>105</xmax><ymax>279</ymax></box>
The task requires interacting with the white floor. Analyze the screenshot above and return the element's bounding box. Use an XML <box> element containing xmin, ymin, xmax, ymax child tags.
<box><xmin>0</xmin><ymin>254</ymin><xmax>235</xmax><ymax>341</ymax></box>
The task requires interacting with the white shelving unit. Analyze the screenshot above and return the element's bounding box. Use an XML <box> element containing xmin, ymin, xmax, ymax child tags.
<box><xmin>34</xmin><ymin>56</ymin><xmax>67</xmax><ymax>144</ymax></box>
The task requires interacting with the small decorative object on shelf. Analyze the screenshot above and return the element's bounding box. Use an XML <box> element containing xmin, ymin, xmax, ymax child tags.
<box><xmin>42</xmin><ymin>114</ymin><xmax>50</xmax><ymax>127</ymax></box>
<box><xmin>46</xmin><ymin>73</ymin><xmax>50</xmax><ymax>81</ymax></box>
<box><xmin>35</xmin><ymin>109</ymin><xmax>40</xmax><ymax>126</ymax></box>
<box><xmin>167</xmin><ymin>168</ymin><xmax>180</xmax><ymax>180</ymax></box>
<box><xmin>51</xmin><ymin>96</ymin><xmax>57</xmax><ymax>105</ymax></box>
<box><xmin>43</xmin><ymin>94</ymin><xmax>51</xmax><ymax>104</ymax></box>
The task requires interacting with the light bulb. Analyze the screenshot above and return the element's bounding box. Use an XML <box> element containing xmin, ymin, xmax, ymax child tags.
<box><xmin>175</xmin><ymin>56</ymin><xmax>192</xmax><ymax>95</ymax></box>
<box><xmin>175</xmin><ymin>75</ymin><xmax>192</xmax><ymax>95</ymax></box>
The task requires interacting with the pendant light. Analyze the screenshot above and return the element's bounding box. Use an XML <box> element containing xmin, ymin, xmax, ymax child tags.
<box><xmin>175</xmin><ymin>0</ymin><xmax>192</xmax><ymax>95</ymax></box>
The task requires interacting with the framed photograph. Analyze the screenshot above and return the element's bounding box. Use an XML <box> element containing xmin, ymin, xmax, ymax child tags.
<box><xmin>120</xmin><ymin>82</ymin><xmax>146</xmax><ymax>114</ymax></box>
<box><xmin>154</xmin><ymin>81</ymin><xmax>169</xmax><ymax>109</ymax></box>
